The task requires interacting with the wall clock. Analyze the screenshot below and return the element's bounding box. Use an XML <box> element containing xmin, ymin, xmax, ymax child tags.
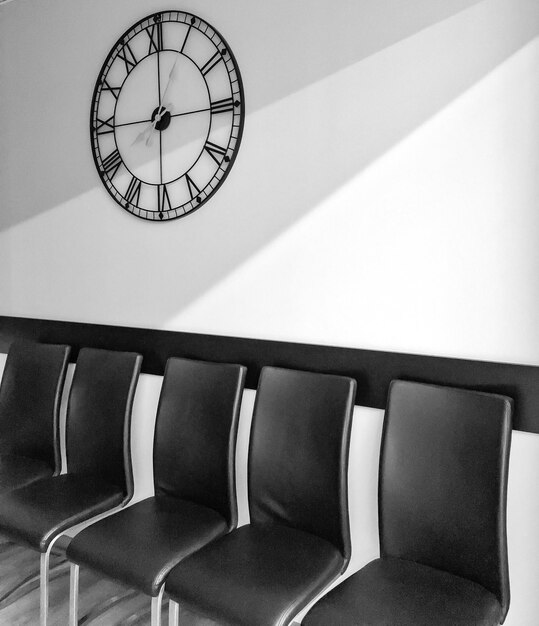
<box><xmin>90</xmin><ymin>11</ymin><xmax>244</xmax><ymax>221</ymax></box>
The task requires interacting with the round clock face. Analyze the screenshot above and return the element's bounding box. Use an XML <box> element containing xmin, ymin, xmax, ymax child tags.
<box><xmin>90</xmin><ymin>11</ymin><xmax>244</xmax><ymax>221</ymax></box>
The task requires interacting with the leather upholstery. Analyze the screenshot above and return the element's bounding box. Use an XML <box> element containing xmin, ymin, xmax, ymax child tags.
<box><xmin>0</xmin><ymin>454</ymin><xmax>54</xmax><ymax>493</ymax></box>
<box><xmin>0</xmin><ymin>340</ymin><xmax>70</xmax><ymax>481</ymax></box>
<box><xmin>0</xmin><ymin>474</ymin><xmax>124</xmax><ymax>551</ymax></box>
<box><xmin>304</xmin><ymin>380</ymin><xmax>513</xmax><ymax>626</ymax></box>
<box><xmin>0</xmin><ymin>347</ymin><xmax>142</xmax><ymax>552</ymax></box>
<box><xmin>249</xmin><ymin>367</ymin><xmax>356</xmax><ymax>560</ymax></box>
<box><xmin>303</xmin><ymin>557</ymin><xmax>503</xmax><ymax>626</ymax></box>
<box><xmin>66</xmin><ymin>357</ymin><xmax>246</xmax><ymax>597</ymax></box>
<box><xmin>153</xmin><ymin>358</ymin><xmax>246</xmax><ymax>529</ymax></box>
<box><xmin>66</xmin><ymin>347</ymin><xmax>142</xmax><ymax>497</ymax></box>
<box><xmin>380</xmin><ymin>381</ymin><xmax>512</xmax><ymax>618</ymax></box>
<box><xmin>166</xmin><ymin>523</ymin><xmax>345</xmax><ymax>626</ymax></box>
<box><xmin>165</xmin><ymin>366</ymin><xmax>356</xmax><ymax>626</ymax></box>
<box><xmin>67</xmin><ymin>495</ymin><xmax>227</xmax><ymax>596</ymax></box>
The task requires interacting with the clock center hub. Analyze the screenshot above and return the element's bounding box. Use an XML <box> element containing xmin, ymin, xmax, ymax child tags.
<box><xmin>151</xmin><ymin>106</ymin><xmax>171</xmax><ymax>131</ymax></box>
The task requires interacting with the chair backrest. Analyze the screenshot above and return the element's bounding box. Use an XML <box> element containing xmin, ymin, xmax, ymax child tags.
<box><xmin>153</xmin><ymin>357</ymin><xmax>246</xmax><ymax>530</ymax></box>
<box><xmin>248</xmin><ymin>366</ymin><xmax>356</xmax><ymax>562</ymax></box>
<box><xmin>379</xmin><ymin>380</ymin><xmax>512</xmax><ymax>619</ymax></box>
<box><xmin>0</xmin><ymin>340</ymin><xmax>70</xmax><ymax>471</ymax></box>
<box><xmin>65</xmin><ymin>347</ymin><xmax>142</xmax><ymax>498</ymax></box>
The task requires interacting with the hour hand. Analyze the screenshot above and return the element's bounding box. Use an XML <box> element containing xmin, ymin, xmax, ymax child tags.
<box><xmin>145</xmin><ymin>125</ymin><xmax>156</xmax><ymax>147</ymax></box>
<box><xmin>132</xmin><ymin>123</ymin><xmax>154</xmax><ymax>146</ymax></box>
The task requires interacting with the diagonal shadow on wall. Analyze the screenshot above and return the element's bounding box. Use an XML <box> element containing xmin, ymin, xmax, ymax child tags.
<box><xmin>1</xmin><ymin>0</ymin><xmax>538</xmax><ymax>333</ymax></box>
<box><xmin>1</xmin><ymin>0</ymin><xmax>486</xmax><ymax>231</ymax></box>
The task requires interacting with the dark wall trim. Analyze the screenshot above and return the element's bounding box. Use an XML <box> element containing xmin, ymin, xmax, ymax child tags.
<box><xmin>1</xmin><ymin>315</ymin><xmax>538</xmax><ymax>434</ymax></box>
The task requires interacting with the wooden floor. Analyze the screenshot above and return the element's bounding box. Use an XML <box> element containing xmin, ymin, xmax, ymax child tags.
<box><xmin>0</xmin><ymin>543</ymin><xmax>217</xmax><ymax>626</ymax></box>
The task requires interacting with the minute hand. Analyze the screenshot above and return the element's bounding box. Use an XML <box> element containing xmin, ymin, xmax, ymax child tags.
<box><xmin>160</xmin><ymin>56</ymin><xmax>179</xmax><ymax>106</ymax></box>
<box><xmin>132</xmin><ymin>56</ymin><xmax>179</xmax><ymax>147</ymax></box>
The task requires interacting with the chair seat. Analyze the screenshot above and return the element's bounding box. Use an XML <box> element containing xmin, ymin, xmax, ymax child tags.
<box><xmin>0</xmin><ymin>454</ymin><xmax>54</xmax><ymax>494</ymax></box>
<box><xmin>165</xmin><ymin>523</ymin><xmax>344</xmax><ymax>626</ymax></box>
<box><xmin>66</xmin><ymin>494</ymin><xmax>228</xmax><ymax>596</ymax></box>
<box><xmin>303</xmin><ymin>557</ymin><xmax>503</xmax><ymax>626</ymax></box>
<box><xmin>0</xmin><ymin>473</ymin><xmax>125</xmax><ymax>552</ymax></box>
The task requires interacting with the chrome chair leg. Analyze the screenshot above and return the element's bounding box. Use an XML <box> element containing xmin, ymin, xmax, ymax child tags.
<box><xmin>168</xmin><ymin>599</ymin><xmax>179</xmax><ymax>626</ymax></box>
<box><xmin>40</xmin><ymin>549</ymin><xmax>50</xmax><ymax>626</ymax></box>
<box><xmin>69</xmin><ymin>563</ymin><xmax>79</xmax><ymax>626</ymax></box>
<box><xmin>40</xmin><ymin>535</ymin><xmax>65</xmax><ymax>626</ymax></box>
<box><xmin>151</xmin><ymin>585</ymin><xmax>165</xmax><ymax>626</ymax></box>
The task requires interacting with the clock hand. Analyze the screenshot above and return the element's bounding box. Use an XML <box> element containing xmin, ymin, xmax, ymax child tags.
<box><xmin>131</xmin><ymin>103</ymin><xmax>172</xmax><ymax>146</ymax></box>
<box><xmin>145</xmin><ymin>123</ymin><xmax>157</xmax><ymax>147</ymax></box>
<box><xmin>160</xmin><ymin>56</ymin><xmax>179</xmax><ymax>107</ymax></box>
<box><xmin>138</xmin><ymin>55</ymin><xmax>179</xmax><ymax>147</ymax></box>
<box><xmin>132</xmin><ymin>120</ymin><xmax>157</xmax><ymax>146</ymax></box>
<box><xmin>144</xmin><ymin>102</ymin><xmax>173</xmax><ymax>146</ymax></box>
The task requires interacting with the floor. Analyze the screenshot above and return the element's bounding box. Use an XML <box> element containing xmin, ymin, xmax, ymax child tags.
<box><xmin>0</xmin><ymin>542</ymin><xmax>217</xmax><ymax>626</ymax></box>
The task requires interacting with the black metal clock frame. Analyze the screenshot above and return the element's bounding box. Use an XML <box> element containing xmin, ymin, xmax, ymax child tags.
<box><xmin>90</xmin><ymin>10</ymin><xmax>245</xmax><ymax>221</ymax></box>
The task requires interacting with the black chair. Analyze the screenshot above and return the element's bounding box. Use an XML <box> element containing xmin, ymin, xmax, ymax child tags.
<box><xmin>303</xmin><ymin>380</ymin><xmax>513</xmax><ymax>626</ymax></box>
<box><xmin>0</xmin><ymin>346</ymin><xmax>142</xmax><ymax>626</ymax></box>
<box><xmin>65</xmin><ymin>356</ymin><xmax>246</xmax><ymax>626</ymax></box>
<box><xmin>0</xmin><ymin>340</ymin><xmax>70</xmax><ymax>494</ymax></box>
<box><xmin>165</xmin><ymin>365</ymin><xmax>357</xmax><ymax>626</ymax></box>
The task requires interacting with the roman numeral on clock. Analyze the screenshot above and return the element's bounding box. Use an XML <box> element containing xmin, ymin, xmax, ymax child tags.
<box><xmin>185</xmin><ymin>174</ymin><xmax>201</xmax><ymax>201</ymax></box>
<box><xmin>117</xmin><ymin>42</ymin><xmax>137</xmax><ymax>74</ymax></box>
<box><xmin>101</xmin><ymin>79</ymin><xmax>120</xmax><ymax>100</ymax></box>
<box><xmin>157</xmin><ymin>184</ymin><xmax>172</xmax><ymax>216</ymax></box>
<box><xmin>204</xmin><ymin>141</ymin><xmax>228</xmax><ymax>165</ymax></box>
<box><xmin>180</xmin><ymin>17</ymin><xmax>196</xmax><ymax>53</ymax></box>
<box><xmin>210</xmin><ymin>97</ymin><xmax>238</xmax><ymax>115</ymax></box>
<box><xmin>125</xmin><ymin>177</ymin><xmax>142</xmax><ymax>205</ymax></box>
<box><xmin>95</xmin><ymin>115</ymin><xmax>115</xmax><ymax>136</ymax></box>
<box><xmin>201</xmin><ymin>51</ymin><xmax>222</xmax><ymax>76</ymax></box>
<box><xmin>102</xmin><ymin>149</ymin><xmax>122</xmax><ymax>179</ymax></box>
<box><xmin>147</xmin><ymin>22</ymin><xmax>163</xmax><ymax>54</ymax></box>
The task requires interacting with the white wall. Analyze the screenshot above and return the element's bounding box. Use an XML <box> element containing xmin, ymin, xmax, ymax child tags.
<box><xmin>1</xmin><ymin>0</ymin><xmax>538</xmax><ymax>364</ymax></box>
<box><xmin>2</xmin><ymin>0</ymin><xmax>539</xmax><ymax>623</ymax></box>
